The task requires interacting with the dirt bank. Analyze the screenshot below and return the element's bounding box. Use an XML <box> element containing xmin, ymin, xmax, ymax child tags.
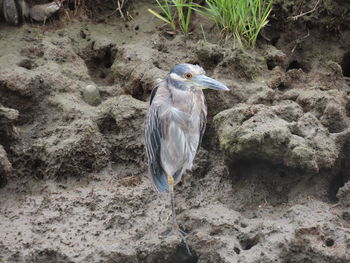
<box><xmin>0</xmin><ymin>0</ymin><xmax>350</xmax><ymax>262</ymax></box>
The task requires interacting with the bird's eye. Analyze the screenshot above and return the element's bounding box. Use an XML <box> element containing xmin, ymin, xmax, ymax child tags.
<box><xmin>184</xmin><ymin>73</ymin><xmax>192</xmax><ymax>79</ymax></box>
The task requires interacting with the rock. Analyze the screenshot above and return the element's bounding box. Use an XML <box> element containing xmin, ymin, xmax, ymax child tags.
<box><xmin>14</xmin><ymin>119</ymin><xmax>110</xmax><ymax>179</ymax></box>
<box><xmin>29</xmin><ymin>1</ymin><xmax>61</xmax><ymax>22</ymax></box>
<box><xmin>97</xmin><ymin>95</ymin><xmax>147</xmax><ymax>171</ymax></box>
<box><xmin>337</xmin><ymin>181</ymin><xmax>350</xmax><ymax>207</ymax></box>
<box><xmin>214</xmin><ymin>104</ymin><xmax>292</xmax><ymax>164</ymax></box>
<box><xmin>326</xmin><ymin>61</ymin><xmax>343</xmax><ymax>78</ymax></box>
<box><xmin>215</xmin><ymin>49</ymin><xmax>267</xmax><ymax>81</ymax></box>
<box><xmin>214</xmin><ymin>102</ymin><xmax>339</xmax><ymax>172</ymax></box>
<box><xmin>264</xmin><ymin>45</ymin><xmax>287</xmax><ymax>70</ymax></box>
<box><xmin>283</xmin><ymin>134</ymin><xmax>318</xmax><ymax>171</ymax></box>
<box><xmin>267</xmin><ymin>66</ymin><xmax>287</xmax><ymax>90</ymax></box>
<box><xmin>3</xmin><ymin>0</ymin><xmax>18</xmax><ymax>25</ymax></box>
<box><xmin>195</xmin><ymin>42</ymin><xmax>225</xmax><ymax>69</ymax></box>
<box><xmin>296</xmin><ymin>88</ymin><xmax>350</xmax><ymax>133</ymax></box>
<box><xmin>0</xmin><ymin>104</ymin><xmax>19</xmax><ymax>149</ymax></box>
<box><xmin>0</xmin><ymin>104</ymin><xmax>19</xmax><ymax>121</ymax></box>
<box><xmin>280</xmin><ymin>89</ymin><xmax>301</xmax><ymax>101</ymax></box>
<box><xmin>17</xmin><ymin>58</ymin><xmax>37</xmax><ymax>70</ymax></box>
<box><xmin>0</xmin><ymin>145</ymin><xmax>11</xmax><ymax>185</ymax></box>
<box><xmin>110</xmin><ymin>45</ymin><xmax>163</xmax><ymax>101</ymax></box>
<box><xmin>246</xmin><ymin>84</ymin><xmax>275</xmax><ymax>104</ymax></box>
<box><xmin>17</xmin><ymin>0</ymin><xmax>29</xmax><ymax>20</ymax></box>
<box><xmin>82</xmin><ymin>85</ymin><xmax>102</xmax><ymax>106</ymax></box>
<box><xmin>272</xmin><ymin>100</ymin><xmax>304</xmax><ymax>122</ymax></box>
<box><xmin>0</xmin><ymin>105</ymin><xmax>17</xmax><ymax>186</ymax></box>
<box><xmin>26</xmin><ymin>248</ymin><xmax>74</xmax><ymax>263</ymax></box>
<box><xmin>320</xmin><ymin>101</ymin><xmax>349</xmax><ymax>133</ymax></box>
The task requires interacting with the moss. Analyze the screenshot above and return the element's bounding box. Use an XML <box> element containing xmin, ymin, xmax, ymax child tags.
<box><xmin>286</xmin><ymin>146</ymin><xmax>318</xmax><ymax>171</ymax></box>
<box><xmin>219</xmin><ymin>124</ymin><xmax>291</xmax><ymax>162</ymax></box>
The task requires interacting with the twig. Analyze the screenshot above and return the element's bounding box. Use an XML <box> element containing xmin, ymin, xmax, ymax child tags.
<box><xmin>117</xmin><ymin>0</ymin><xmax>125</xmax><ymax>20</ymax></box>
<box><xmin>104</xmin><ymin>0</ymin><xmax>129</xmax><ymax>20</ymax></box>
<box><xmin>200</xmin><ymin>24</ymin><xmax>207</xmax><ymax>43</ymax></box>
<box><xmin>289</xmin><ymin>0</ymin><xmax>321</xmax><ymax>21</ymax></box>
<box><xmin>291</xmin><ymin>30</ymin><xmax>310</xmax><ymax>53</ymax></box>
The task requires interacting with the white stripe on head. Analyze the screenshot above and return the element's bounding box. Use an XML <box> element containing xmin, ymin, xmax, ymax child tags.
<box><xmin>188</xmin><ymin>64</ymin><xmax>205</xmax><ymax>75</ymax></box>
<box><xmin>170</xmin><ymin>73</ymin><xmax>186</xmax><ymax>81</ymax></box>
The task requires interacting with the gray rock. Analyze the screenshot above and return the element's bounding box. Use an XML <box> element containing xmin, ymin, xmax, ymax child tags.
<box><xmin>17</xmin><ymin>119</ymin><xmax>110</xmax><ymax>179</ymax></box>
<box><xmin>320</xmin><ymin>101</ymin><xmax>349</xmax><ymax>133</ymax></box>
<box><xmin>296</xmin><ymin>87</ymin><xmax>350</xmax><ymax>132</ymax></box>
<box><xmin>0</xmin><ymin>145</ymin><xmax>11</xmax><ymax>184</ymax></box>
<box><xmin>97</xmin><ymin>95</ymin><xmax>147</xmax><ymax>170</ymax></box>
<box><xmin>214</xmin><ymin>104</ymin><xmax>292</xmax><ymax>164</ymax></box>
<box><xmin>3</xmin><ymin>0</ymin><xmax>18</xmax><ymax>25</ymax></box>
<box><xmin>215</xmin><ymin>48</ymin><xmax>267</xmax><ymax>81</ymax></box>
<box><xmin>214</xmin><ymin>102</ymin><xmax>339</xmax><ymax>172</ymax></box>
<box><xmin>82</xmin><ymin>85</ymin><xmax>102</xmax><ymax>106</ymax></box>
<box><xmin>264</xmin><ymin>45</ymin><xmax>287</xmax><ymax>70</ymax></box>
<box><xmin>246</xmin><ymin>84</ymin><xmax>275</xmax><ymax>104</ymax></box>
<box><xmin>196</xmin><ymin>42</ymin><xmax>225</xmax><ymax>69</ymax></box>
<box><xmin>0</xmin><ymin>104</ymin><xmax>19</xmax><ymax>121</ymax></box>
<box><xmin>29</xmin><ymin>1</ymin><xmax>60</xmax><ymax>22</ymax></box>
<box><xmin>337</xmin><ymin>181</ymin><xmax>350</xmax><ymax>207</ymax></box>
<box><xmin>272</xmin><ymin>100</ymin><xmax>304</xmax><ymax>122</ymax></box>
<box><xmin>0</xmin><ymin>104</ymin><xmax>19</xmax><ymax>149</ymax></box>
<box><xmin>17</xmin><ymin>0</ymin><xmax>29</xmax><ymax>19</ymax></box>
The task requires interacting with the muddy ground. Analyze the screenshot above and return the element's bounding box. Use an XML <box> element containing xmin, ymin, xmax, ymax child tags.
<box><xmin>0</xmin><ymin>0</ymin><xmax>350</xmax><ymax>262</ymax></box>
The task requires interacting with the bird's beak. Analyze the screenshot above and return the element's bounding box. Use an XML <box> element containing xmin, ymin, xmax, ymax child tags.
<box><xmin>194</xmin><ymin>75</ymin><xmax>229</xmax><ymax>91</ymax></box>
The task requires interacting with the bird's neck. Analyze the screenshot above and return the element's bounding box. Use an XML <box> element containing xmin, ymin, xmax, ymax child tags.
<box><xmin>166</xmin><ymin>79</ymin><xmax>203</xmax><ymax>114</ymax></box>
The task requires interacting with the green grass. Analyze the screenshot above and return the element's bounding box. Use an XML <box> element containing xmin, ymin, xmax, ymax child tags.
<box><xmin>148</xmin><ymin>0</ymin><xmax>194</xmax><ymax>34</ymax></box>
<box><xmin>148</xmin><ymin>0</ymin><xmax>274</xmax><ymax>48</ymax></box>
<box><xmin>196</xmin><ymin>0</ymin><xmax>274</xmax><ymax>48</ymax></box>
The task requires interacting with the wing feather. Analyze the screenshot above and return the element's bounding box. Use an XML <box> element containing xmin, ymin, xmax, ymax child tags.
<box><xmin>198</xmin><ymin>99</ymin><xmax>207</xmax><ymax>150</ymax></box>
<box><xmin>144</xmin><ymin>85</ymin><xmax>168</xmax><ymax>192</ymax></box>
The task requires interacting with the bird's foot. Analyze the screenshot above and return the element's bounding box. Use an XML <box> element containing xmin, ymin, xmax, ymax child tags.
<box><xmin>160</xmin><ymin>225</ymin><xmax>192</xmax><ymax>256</ymax></box>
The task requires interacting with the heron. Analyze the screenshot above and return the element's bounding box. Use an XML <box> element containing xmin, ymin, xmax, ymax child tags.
<box><xmin>144</xmin><ymin>63</ymin><xmax>228</xmax><ymax>246</ymax></box>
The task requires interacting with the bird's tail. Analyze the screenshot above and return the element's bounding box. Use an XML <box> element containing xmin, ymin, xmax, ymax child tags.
<box><xmin>150</xmin><ymin>164</ymin><xmax>169</xmax><ymax>192</ymax></box>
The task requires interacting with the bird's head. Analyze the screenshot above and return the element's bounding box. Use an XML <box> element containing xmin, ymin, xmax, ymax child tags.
<box><xmin>167</xmin><ymin>63</ymin><xmax>229</xmax><ymax>91</ymax></box>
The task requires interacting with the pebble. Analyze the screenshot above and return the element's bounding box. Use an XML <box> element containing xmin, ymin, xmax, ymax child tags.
<box><xmin>82</xmin><ymin>85</ymin><xmax>102</xmax><ymax>106</ymax></box>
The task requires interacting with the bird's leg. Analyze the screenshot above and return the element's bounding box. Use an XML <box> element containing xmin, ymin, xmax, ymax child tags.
<box><xmin>164</xmin><ymin>175</ymin><xmax>192</xmax><ymax>255</ymax></box>
<box><xmin>169</xmin><ymin>175</ymin><xmax>178</xmax><ymax>231</ymax></box>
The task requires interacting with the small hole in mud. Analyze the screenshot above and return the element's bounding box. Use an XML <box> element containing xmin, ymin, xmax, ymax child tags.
<box><xmin>130</xmin><ymin>82</ymin><xmax>149</xmax><ymax>102</ymax></box>
<box><xmin>145</xmin><ymin>244</ymin><xmax>199</xmax><ymax>263</ymax></box>
<box><xmin>234</xmin><ymin>247</ymin><xmax>241</xmax><ymax>254</ymax></box>
<box><xmin>0</xmin><ymin>175</ymin><xmax>7</xmax><ymax>188</ymax></box>
<box><xmin>68</xmin><ymin>2</ymin><xmax>76</xmax><ymax>11</ymax></box>
<box><xmin>103</xmin><ymin>49</ymin><xmax>114</xmax><ymax>68</ymax></box>
<box><xmin>162</xmin><ymin>32</ymin><xmax>175</xmax><ymax>40</ymax></box>
<box><xmin>239</xmin><ymin>234</ymin><xmax>260</xmax><ymax>250</ymax></box>
<box><xmin>342</xmin><ymin>211</ymin><xmax>350</xmax><ymax>221</ymax></box>
<box><xmin>266</xmin><ymin>59</ymin><xmax>275</xmax><ymax>70</ymax></box>
<box><xmin>32</xmin><ymin>159</ymin><xmax>43</xmax><ymax>170</ymax></box>
<box><xmin>286</xmin><ymin>60</ymin><xmax>303</xmax><ymax>71</ymax></box>
<box><xmin>79</xmin><ymin>45</ymin><xmax>116</xmax><ymax>86</ymax></box>
<box><xmin>97</xmin><ymin>115</ymin><xmax>118</xmax><ymax>135</ymax></box>
<box><xmin>346</xmin><ymin>103</ymin><xmax>350</xmax><ymax>117</ymax></box>
<box><xmin>17</xmin><ymin>59</ymin><xmax>35</xmax><ymax>70</ymax></box>
<box><xmin>340</xmin><ymin>51</ymin><xmax>350</xmax><ymax>77</ymax></box>
<box><xmin>240</xmin><ymin>222</ymin><xmax>248</xmax><ymax>228</ymax></box>
<box><xmin>325</xmin><ymin>238</ymin><xmax>335</xmax><ymax>247</ymax></box>
<box><xmin>328</xmin><ymin>172</ymin><xmax>346</xmax><ymax>202</ymax></box>
<box><xmin>277</xmin><ymin>83</ymin><xmax>288</xmax><ymax>91</ymax></box>
<box><xmin>271</xmin><ymin>36</ymin><xmax>280</xmax><ymax>46</ymax></box>
<box><xmin>99</xmin><ymin>72</ymin><xmax>106</xmax><ymax>79</ymax></box>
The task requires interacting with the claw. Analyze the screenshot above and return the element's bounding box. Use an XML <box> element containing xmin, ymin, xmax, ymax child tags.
<box><xmin>160</xmin><ymin>225</ymin><xmax>192</xmax><ymax>256</ymax></box>
<box><xmin>160</xmin><ymin>178</ymin><xmax>193</xmax><ymax>256</ymax></box>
